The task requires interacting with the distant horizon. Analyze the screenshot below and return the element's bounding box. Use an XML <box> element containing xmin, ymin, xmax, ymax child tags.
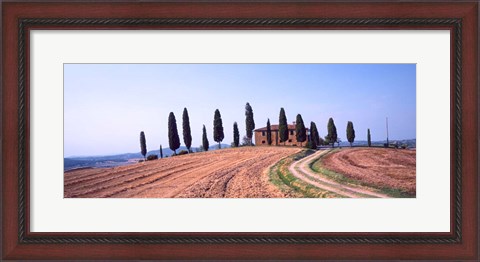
<box><xmin>64</xmin><ymin>64</ymin><xmax>416</xmax><ymax>157</ymax></box>
<box><xmin>65</xmin><ymin>138</ymin><xmax>417</xmax><ymax>158</ymax></box>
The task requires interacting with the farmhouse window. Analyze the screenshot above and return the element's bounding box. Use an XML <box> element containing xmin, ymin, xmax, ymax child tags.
<box><xmin>290</xmin><ymin>130</ymin><xmax>294</xmax><ymax>135</ymax></box>
<box><xmin>262</xmin><ymin>141</ymin><xmax>265</xmax><ymax>144</ymax></box>
<box><xmin>288</xmin><ymin>139</ymin><xmax>292</xmax><ymax>142</ymax></box>
<box><xmin>262</xmin><ymin>131</ymin><xmax>265</xmax><ymax>136</ymax></box>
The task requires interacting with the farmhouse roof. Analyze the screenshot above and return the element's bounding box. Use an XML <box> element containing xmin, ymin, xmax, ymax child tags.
<box><xmin>254</xmin><ymin>124</ymin><xmax>309</xmax><ymax>132</ymax></box>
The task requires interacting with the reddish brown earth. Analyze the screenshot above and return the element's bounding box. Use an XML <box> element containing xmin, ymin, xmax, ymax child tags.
<box><xmin>321</xmin><ymin>148</ymin><xmax>416</xmax><ymax>195</ymax></box>
<box><xmin>289</xmin><ymin>150</ymin><xmax>390</xmax><ymax>198</ymax></box>
<box><xmin>64</xmin><ymin>147</ymin><xmax>300</xmax><ymax>198</ymax></box>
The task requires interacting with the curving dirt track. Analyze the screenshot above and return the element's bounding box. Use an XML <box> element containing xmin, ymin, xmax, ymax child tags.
<box><xmin>64</xmin><ymin>147</ymin><xmax>300</xmax><ymax>198</ymax></box>
<box><xmin>321</xmin><ymin>148</ymin><xmax>416</xmax><ymax>195</ymax></box>
<box><xmin>289</xmin><ymin>150</ymin><xmax>390</xmax><ymax>198</ymax></box>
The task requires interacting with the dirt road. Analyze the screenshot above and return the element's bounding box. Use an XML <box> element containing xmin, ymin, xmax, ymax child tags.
<box><xmin>64</xmin><ymin>147</ymin><xmax>300</xmax><ymax>198</ymax></box>
<box><xmin>288</xmin><ymin>150</ymin><xmax>390</xmax><ymax>198</ymax></box>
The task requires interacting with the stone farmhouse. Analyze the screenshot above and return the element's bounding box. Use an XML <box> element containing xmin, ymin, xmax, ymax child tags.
<box><xmin>254</xmin><ymin>122</ymin><xmax>309</xmax><ymax>146</ymax></box>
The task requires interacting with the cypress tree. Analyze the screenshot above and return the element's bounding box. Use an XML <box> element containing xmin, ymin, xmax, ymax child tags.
<box><xmin>346</xmin><ymin>121</ymin><xmax>355</xmax><ymax>147</ymax></box>
<box><xmin>140</xmin><ymin>131</ymin><xmax>147</xmax><ymax>160</ymax></box>
<box><xmin>245</xmin><ymin>102</ymin><xmax>255</xmax><ymax>146</ymax></box>
<box><xmin>367</xmin><ymin>129</ymin><xmax>371</xmax><ymax>147</ymax></box>
<box><xmin>182</xmin><ymin>108</ymin><xmax>192</xmax><ymax>153</ymax></box>
<box><xmin>159</xmin><ymin>144</ymin><xmax>163</xmax><ymax>158</ymax></box>
<box><xmin>202</xmin><ymin>125</ymin><xmax>209</xmax><ymax>151</ymax></box>
<box><xmin>168</xmin><ymin>112</ymin><xmax>180</xmax><ymax>155</ymax></box>
<box><xmin>233</xmin><ymin>122</ymin><xmax>240</xmax><ymax>147</ymax></box>
<box><xmin>295</xmin><ymin>114</ymin><xmax>307</xmax><ymax>146</ymax></box>
<box><xmin>278</xmin><ymin>108</ymin><xmax>288</xmax><ymax>145</ymax></box>
<box><xmin>213</xmin><ymin>109</ymin><xmax>224</xmax><ymax>149</ymax></box>
<box><xmin>310</xmin><ymin>121</ymin><xmax>320</xmax><ymax>149</ymax></box>
<box><xmin>324</xmin><ymin>135</ymin><xmax>330</xmax><ymax>146</ymax></box>
<box><xmin>327</xmin><ymin>117</ymin><xmax>338</xmax><ymax>148</ymax></box>
<box><xmin>266</xmin><ymin>119</ymin><xmax>272</xmax><ymax>145</ymax></box>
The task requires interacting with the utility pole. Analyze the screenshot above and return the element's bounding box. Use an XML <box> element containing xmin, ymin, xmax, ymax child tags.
<box><xmin>386</xmin><ymin>117</ymin><xmax>389</xmax><ymax>145</ymax></box>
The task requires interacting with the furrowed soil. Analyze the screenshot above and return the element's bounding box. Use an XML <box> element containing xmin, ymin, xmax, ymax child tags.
<box><xmin>320</xmin><ymin>148</ymin><xmax>416</xmax><ymax>196</ymax></box>
<box><xmin>64</xmin><ymin>147</ymin><xmax>301</xmax><ymax>198</ymax></box>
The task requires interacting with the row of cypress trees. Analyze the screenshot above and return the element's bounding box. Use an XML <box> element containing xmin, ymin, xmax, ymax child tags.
<box><xmin>328</xmin><ymin>119</ymin><xmax>373</xmax><ymax>148</ymax></box>
<box><xmin>265</xmin><ymin>107</ymin><xmax>365</xmax><ymax>149</ymax></box>
<box><xmin>139</xmin><ymin>103</ymin><xmax>371</xmax><ymax>160</ymax></box>
<box><xmin>325</xmin><ymin>118</ymin><xmax>370</xmax><ymax>148</ymax></box>
<box><xmin>205</xmin><ymin>103</ymin><xmax>255</xmax><ymax>150</ymax></box>
<box><xmin>138</xmin><ymin>108</ymin><xmax>193</xmax><ymax>160</ymax></box>
<box><xmin>139</xmin><ymin>103</ymin><xmax>257</xmax><ymax>159</ymax></box>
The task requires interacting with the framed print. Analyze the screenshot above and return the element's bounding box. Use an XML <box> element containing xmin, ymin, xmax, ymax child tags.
<box><xmin>2</xmin><ymin>1</ymin><xmax>478</xmax><ymax>260</ymax></box>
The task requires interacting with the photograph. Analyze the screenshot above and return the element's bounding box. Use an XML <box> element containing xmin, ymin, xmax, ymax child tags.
<box><xmin>64</xmin><ymin>63</ymin><xmax>416</xmax><ymax>198</ymax></box>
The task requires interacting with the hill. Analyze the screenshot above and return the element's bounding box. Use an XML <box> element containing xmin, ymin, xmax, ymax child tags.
<box><xmin>64</xmin><ymin>146</ymin><xmax>300</xmax><ymax>198</ymax></box>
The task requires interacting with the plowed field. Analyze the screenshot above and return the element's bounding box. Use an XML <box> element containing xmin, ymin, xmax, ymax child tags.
<box><xmin>321</xmin><ymin>148</ymin><xmax>416</xmax><ymax>195</ymax></box>
<box><xmin>64</xmin><ymin>147</ymin><xmax>300</xmax><ymax>198</ymax></box>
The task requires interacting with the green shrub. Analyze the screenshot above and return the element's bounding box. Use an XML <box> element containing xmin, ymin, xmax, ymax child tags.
<box><xmin>178</xmin><ymin>150</ymin><xmax>189</xmax><ymax>155</ymax></box>
<box><xmin>147</xmin><ymin>154</ymin><xmax>158</xmax><ymax>161</ymax></box>
<box><xmin>306</xmin><ymin>141</ymin><xmax>317</xmax><ymax>149</ymax></box>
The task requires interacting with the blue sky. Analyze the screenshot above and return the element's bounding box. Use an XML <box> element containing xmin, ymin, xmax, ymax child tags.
<box><xmin>64</xmin><ymin>64</ymin><xmax>416</xmax><ymax>157</ymax></box>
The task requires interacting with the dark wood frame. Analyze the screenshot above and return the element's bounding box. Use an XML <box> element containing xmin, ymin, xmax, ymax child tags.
<box><xmin>2</xmin><ymin>1</ymin><xmax>478</xmax><ymax>260</ymax></box>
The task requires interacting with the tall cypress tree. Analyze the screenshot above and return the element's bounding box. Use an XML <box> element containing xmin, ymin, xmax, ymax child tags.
<box><xmin>245</xmin><ymin>102</ymin><xmax>255</xmax><ymax>146</ymax></box>
<box><xmin>266</xmin><ymin>119</ymin><xmax>272</xmax><ymax>145</ymax></box>
<box><xmin>278</xmin><ymin>108</ymin><xmax>288</xmax><ymax>145</ymax></box>
<box><xmin>346</xmin><ymin>121</ymin><xmax>355</xmax><ymax>147</ymax></box>
<box><xmin>367</xmin><ymin>129</ymin><xmax>371</xmax><ymax>147</ymax></box>
<box><xmin>233</xmin><ymin>122</ymin><xmax>240</xmax><ymax>147</ymax></box>
<box><xmin>213</xmin><ymin>109</ymin><xmax>224</xmax><ymax>149</ymax></box>
<box><xmin>182</xmin><ymin>108</ymin><xmax>192</xmax><ymax>153</ymax></box>
<box><xmin>295</xmin><ymin>114</ymin><xmax>307</xmax><ymax>147</ymax></box>
<box><xmin>327</xmin><ymin>117</ymin><xmax>338</xmax><ymax>148</ymax></box>
<box><xmin>202</xmin><ymin>125</ymin><xmax>209</xmax><ymax>151</ymax></box>
<box><xmin>310</xmin><ymin>121</ymin><xmax>320</xmax><ymax>149</ymax></box>
<box><xmin>140</xmin><ymin>131</ymin><xmax>147</xmax><ymax>160</ymax></box>
<box><xmin>159</xmin><ymin>144</ymin><xmax>163</xmax><ymax>158</ymax></box>
<box><xmin>168</xmin><ymin>112</ymin><xmax>180</xmax><ymax>155</ymax></box>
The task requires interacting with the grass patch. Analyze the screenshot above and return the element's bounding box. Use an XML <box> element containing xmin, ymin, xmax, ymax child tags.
<box><xmin>309</xmin><ymin>151</ymin><xmax>413</xmax><ymax>198</ymax></box>
<box><xmin>269</xmin><ymin>150</ymin><xmax>342</xmax><ymax>198</ymax></box>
